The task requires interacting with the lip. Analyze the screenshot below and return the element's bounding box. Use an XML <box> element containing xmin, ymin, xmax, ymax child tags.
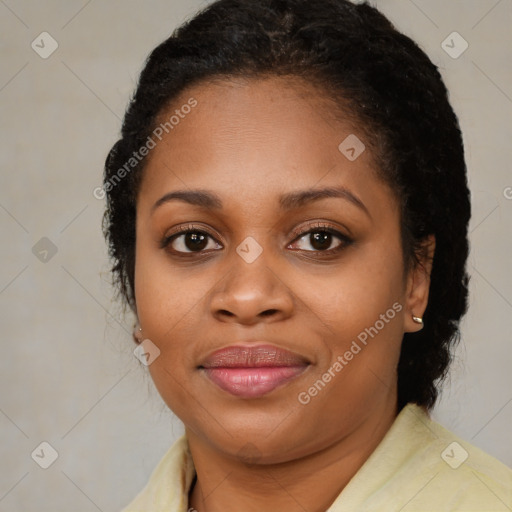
<box><xmin>200</xmin><ymin>344</ymin><xmax>310</xmax><ymax>398</ymax></box>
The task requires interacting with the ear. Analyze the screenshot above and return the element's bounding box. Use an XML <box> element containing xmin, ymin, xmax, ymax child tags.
<box><xmin>404</xmin><ymin>235</ymin><xmax>436</xmax><ymax>333</ymax></box>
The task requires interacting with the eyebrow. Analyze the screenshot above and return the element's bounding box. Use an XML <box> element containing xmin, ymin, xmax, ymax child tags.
<box><xmin>152</xmin><ymin>190</ymin><xmax>222</xmax><ymax>213</ymax></box>
<box><xmin>151</xmin><ymin>186</ymin><xmax>370</xmax><ymax>217</ymax></box>
<box><xmin>279</xmin><ymin>186</ymin><xmax>370</xmax><ymax>216</ymax></box>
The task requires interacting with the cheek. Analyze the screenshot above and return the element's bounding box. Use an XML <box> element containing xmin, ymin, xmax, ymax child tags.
<box><xmin>312</xmin><ymin>245</ymin><xmax>405</xmax><ymax>338</ymax></box>
<box><xmin>302</xmin><ymin>238</ymin><xmax>406</xmax><ymax>404</ymax></box>
<box><xmin>133</xmin><ymin>237</ymin><xmax>220</xmax><ymax>408</ymax></box>
<box><xmin>293</xmin><ymin>264</ymin><xmax>405</xmax><ymax>442</ymax></box>
<box><xmin>134</xmin><ymin>250</ymin><xmax>200</xmax><ymax>413</ymax></box>
<box><xmin>134</xmin><ymin>232</ymin><xmax>208</xmax><ymax>334</ymax></box>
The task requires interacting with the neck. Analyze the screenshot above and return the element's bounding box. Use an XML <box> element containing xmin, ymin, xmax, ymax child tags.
<box><xmin>187</xmin><ymin>397</ymin><xmax>398</xmax><ymax>512</ymax></box>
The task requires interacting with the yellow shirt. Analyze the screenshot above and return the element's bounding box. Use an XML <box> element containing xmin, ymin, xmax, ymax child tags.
<box><xmin>122</xmin><ymin>404</ymin><xmax>512</xmax><ymax>511</ymax></box>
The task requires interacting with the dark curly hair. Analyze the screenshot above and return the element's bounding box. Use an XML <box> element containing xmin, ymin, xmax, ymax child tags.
<box><xmin>102</xmin><ymin>0</ymin><xmax>471</xmax><ymax>410</ymax></box>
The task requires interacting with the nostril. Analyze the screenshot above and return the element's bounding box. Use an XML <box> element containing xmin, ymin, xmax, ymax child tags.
<box><xmin>219</xmin><ymin>309</ymin><xmax>235</xmax><ymax>317</ymax></box>
<box><xmin>260</xmin><ymin>309</ymin><xmax>278</xmax><ymax>317</ymax></box>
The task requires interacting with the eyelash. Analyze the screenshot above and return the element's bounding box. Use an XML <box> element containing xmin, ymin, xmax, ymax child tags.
<box><xmin>160</xmin><ymin>222</ymin><xmax>353</xmax><ymax>258</ymax></box>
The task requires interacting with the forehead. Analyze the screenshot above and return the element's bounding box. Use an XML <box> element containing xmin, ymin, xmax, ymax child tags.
<box><xmin>138</xmin><ymin>76</ymin><xmax>395</xmax><ymax>215</ymax></box>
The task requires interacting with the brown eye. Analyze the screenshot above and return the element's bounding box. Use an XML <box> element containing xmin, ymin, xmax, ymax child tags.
<box><xmin>182</xmin><ymin>232</ymin><xmax>209</xmax><ymax>251</ymax></box>
<box><xmin>297</xmin><ymin>231</ymin><xmax>341</xmax><ymax>251</ymax></box>
<box><xmin>309</xmin><ymin>231</ymin><xmax>334</xmax><ymax>251</ymax></box>
<box><xmin>290</xmin><ymin>229</ymin><xmax>346</xmax><ymax>252</ymax></box>
<box><xmin>163</xmin><ymin>229</ymin><xmax>222</xmax><ymax>254</ymax></box>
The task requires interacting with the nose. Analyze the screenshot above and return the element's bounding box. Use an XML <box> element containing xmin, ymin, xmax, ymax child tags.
<box><xmin>209</xmin><ymin>252</ymin><xmax>294</xmax><ymax>326</ymax></box>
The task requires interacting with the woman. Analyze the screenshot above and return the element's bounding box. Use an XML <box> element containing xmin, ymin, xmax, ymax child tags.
<box><xmin>102</xmin><ymin>0</ymin><xmax>512</xmax><ymax>510</ymax></box>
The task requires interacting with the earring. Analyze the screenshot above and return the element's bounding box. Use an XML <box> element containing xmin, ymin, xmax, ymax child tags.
<box><xmin>133</xmin><ymin>324</ymin><xmax>143</xmax><ymax>344</ymax></box>
<box><xmin>412</xmin><ymin>315</ymin><xmax>423</xmax><ymax>325</ymax></box>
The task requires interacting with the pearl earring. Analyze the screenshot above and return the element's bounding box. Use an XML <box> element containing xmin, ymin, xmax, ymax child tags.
<box><xmin>133</xmin><ymin>324</ymin><xmax>143</xmax><ymax>343</ymax></box>
<box><xmin>412</xmin><ymin>315</ymin><xmax>423</xmax><ymax>325</ymax></box>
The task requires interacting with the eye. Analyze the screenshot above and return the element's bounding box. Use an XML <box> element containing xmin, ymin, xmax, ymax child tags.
<box><xmin>161</xmin><ymin>225</ymin><xmax>222</xmax><ymax>255</ymax></box>
<box><xmin>288</xmin><ymin>224</ymin><xmax>352</xmax><ymax>253</ymax></box>
<box><xmin>161</xmin><ymin>222</ymin><xmax>351</xmax><ymax>257</ymax></box>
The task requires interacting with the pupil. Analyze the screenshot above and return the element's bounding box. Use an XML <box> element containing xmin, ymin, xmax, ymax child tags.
<box><xmin>311</xmin><ymin>231</ymin><xmax>332</xmax><ymax>250</ymax></box>
<box><xmin>185</xmin><ymin>232</ymin><xmax>208</xmax><ymax>251</ymax></box>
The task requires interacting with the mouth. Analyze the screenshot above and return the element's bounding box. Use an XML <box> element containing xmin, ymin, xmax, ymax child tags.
<box><xmin>199</xmin><ymin>344</ymin><xmax>310</xmax><ymax>398</ymax></box>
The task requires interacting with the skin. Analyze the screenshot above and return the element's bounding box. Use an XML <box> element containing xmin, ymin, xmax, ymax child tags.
<box><xmin>134</xmin><ymin>76</ymin><xmax>434</xmax><ymax>512</ymax></box>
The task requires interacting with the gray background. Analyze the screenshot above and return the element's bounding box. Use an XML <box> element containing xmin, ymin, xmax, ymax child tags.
<box><xmin>1</xmin><ymin>1</ymin><xmax>511</xmax><ymax>510</ymax></box>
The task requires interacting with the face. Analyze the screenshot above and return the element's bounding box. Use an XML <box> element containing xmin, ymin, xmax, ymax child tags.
<box><xmin>134</xmin><ymin>76</ymin><xmax>425</xmax><ymax>464</ymax></box>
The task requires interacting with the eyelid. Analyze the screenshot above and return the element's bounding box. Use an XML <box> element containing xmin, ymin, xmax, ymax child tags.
<box><xmin>288</xmin><ymin>221</ymin><xmax>351</xmax><ymax>242</ymax></box>
<box><xmin>165</xmin><ymin>223</ymin><xmax>218</xmax><ymax>238</ymax></box>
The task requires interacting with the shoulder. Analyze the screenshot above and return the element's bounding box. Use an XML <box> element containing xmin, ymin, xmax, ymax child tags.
<box><xmin>121</xmin><ymin>435</ymin><xmax>195</xmax><ymax>512</ymax></box>
<box><xmin>330</xmin><ymin>404</ymin><xmax>512</xmax><ymax>511</ymax></box>
<box><xmin>416</xmin><ymin>407</ymin><xmax>512</xmax><ymax>510</ymax></box>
